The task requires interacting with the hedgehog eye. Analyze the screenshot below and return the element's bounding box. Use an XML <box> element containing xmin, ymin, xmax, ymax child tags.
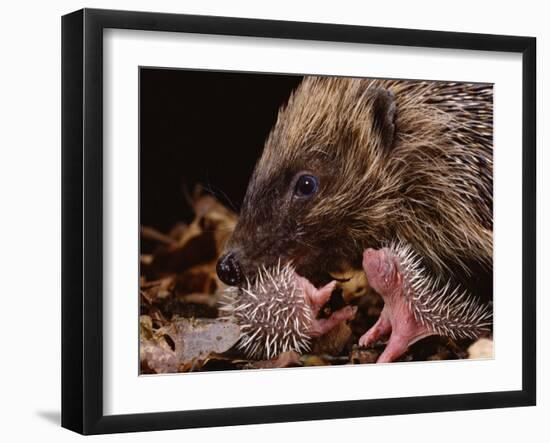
<box><xmin>294</xmin><ymin>174</ymin><xmax>318</xmax><ymax>197</ymax></box>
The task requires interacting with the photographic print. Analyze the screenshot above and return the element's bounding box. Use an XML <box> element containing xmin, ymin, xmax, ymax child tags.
<box><xmin>139</xmin><ymin>69</ymin><xmax>494</xmax><ymax>374</ymax></box>
<box><xmin>62</xmin><ymin>9</ymin><xmax>536</xmax><ymax>433</ymax></box>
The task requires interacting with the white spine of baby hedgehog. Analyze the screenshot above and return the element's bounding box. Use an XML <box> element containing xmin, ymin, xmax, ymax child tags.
<box><xmin>219</xmin><ymin>262</ymin><xmax>314</xmax><ymax>360</ymax></box>
<box><xmin>388</xmin><ymin>240</ymin><xmax>492</xmax><ymax>340</ymax></box>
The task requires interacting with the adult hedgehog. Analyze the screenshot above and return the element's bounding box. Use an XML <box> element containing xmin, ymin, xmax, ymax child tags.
<box><xmin>216</xmin><ymin>76</ymin><xmax>493</xmax><ymax>362</ymax></box>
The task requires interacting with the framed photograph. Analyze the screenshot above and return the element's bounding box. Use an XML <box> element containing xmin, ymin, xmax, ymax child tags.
<box><xmin>61</xmin><ymin>8</ymin><xmax>536</xmax><ymax>435</ymax></box>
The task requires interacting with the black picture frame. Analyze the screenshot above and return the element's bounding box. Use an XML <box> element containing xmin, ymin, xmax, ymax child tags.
<box><xmin>61</xmin><ymin>8</ymin><xmax>537</xmax><ymax>435</ymax></box>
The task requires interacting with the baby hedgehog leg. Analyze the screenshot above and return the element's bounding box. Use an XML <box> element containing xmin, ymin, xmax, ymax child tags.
<box><xmin>296</xmin><ymin>276</ymin><xmax>358</xmax><ymax>338</ymax></box>
<box><xmin>359</xmin><ymin>242</ymin><xmax>492</xmax><ymax>363</ymax></box>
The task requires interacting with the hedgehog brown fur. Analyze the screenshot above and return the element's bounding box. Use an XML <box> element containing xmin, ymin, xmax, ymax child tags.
<box><xmin>226</xmin><ymin>77</ymin><xmax>492</xmax><ymax>282</ymax></box>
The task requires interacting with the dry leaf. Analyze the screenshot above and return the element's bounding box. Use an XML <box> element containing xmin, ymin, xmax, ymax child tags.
<box><xmin>247</xmin><ymin>351</ymin><xmax>301</xmax><ymax>369</ymax></box>
<box><xmin>350</xmin><ymin>346</ymin><xmax>379</xmax><ymax>364</ymax></box>
<box><xmin>311</xmin><ymin>322</ymin><xmax>352</xmax><ymax>355</ymax></box>
<box><xmin>140</xmin><ymin>318</ymin><xmax>241</xmax><ymax>373</ymax></box>
<box><xmin>140</xmin><ymin>338</ymin><xmax>179</xmax><ymax>374</ymax></box>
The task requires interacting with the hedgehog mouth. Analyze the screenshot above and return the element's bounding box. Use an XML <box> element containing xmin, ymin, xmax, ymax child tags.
<box><xmin>244</xmin><ymin>261</ymin><xmax>331</xmax><ymax>292</ymax></box>
<box><xmin>243</xmin><ymin>251</ymin><xmax>337</xmax><ymax>290</ymax></box>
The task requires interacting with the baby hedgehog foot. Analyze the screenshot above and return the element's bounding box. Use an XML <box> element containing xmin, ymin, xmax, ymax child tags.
<box><xmin>359</xmin><ymin>244</ymin><xmax>492</xmax><ymax>363</ymax></box>
<box><xmin>296</xmin><ymin>277</ymin><xmax>357</xmax><ymax>338</ymax></box>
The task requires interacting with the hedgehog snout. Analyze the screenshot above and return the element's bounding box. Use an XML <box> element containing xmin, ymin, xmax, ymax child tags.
<box><xmin>216</xmin><ymin>251</ymin><xmax>243</xmax><ymax>286</ymax></box>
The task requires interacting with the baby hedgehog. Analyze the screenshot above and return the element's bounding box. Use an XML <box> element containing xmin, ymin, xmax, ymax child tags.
<box><xmin>220</xmin><ymin>262</ymin><xmax>356</xmax><ymax>360</ymax></box>
<box><xmin>361</xmin><ymin>242</ymin><xmax>492</xmax><ymax>362</ymax></box>
<box><xmin>217</xmin><ymin>76</ymin><xmax>493</xmax><ymax>362</ymax></box>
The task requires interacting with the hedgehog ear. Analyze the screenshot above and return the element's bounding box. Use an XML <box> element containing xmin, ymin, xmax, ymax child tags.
<box><xmin>370</xmin><ymin>87</ymin><xmax>396</xmax><ymax>150</ymax></box>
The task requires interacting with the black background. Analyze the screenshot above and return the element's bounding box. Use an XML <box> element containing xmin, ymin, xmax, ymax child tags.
<box><xmin>140</xmin><ymin>68</ymin><xmax>302</xmax><ymax>231</ymax></box>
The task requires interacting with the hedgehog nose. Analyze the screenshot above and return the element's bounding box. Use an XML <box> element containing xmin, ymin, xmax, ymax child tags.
<box><xmin>216</xmin><ymin>251</ymin><xmax>243</xmax><ymax>286</ymax></box>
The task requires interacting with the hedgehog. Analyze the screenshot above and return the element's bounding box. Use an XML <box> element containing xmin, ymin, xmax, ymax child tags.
<box><xmin>220</xmin><ymin>262</ymin><xmax>356</xmax><ymax>360</ymax></box>
<box><xmin>216</xmin><ymin>76</ymin><xmax>493</xmax><ymax>362</ymax></box>
<box><xmin>360</xmin><ymin>242</ymin><xmax>492</xmax><ymax>362</ymax></box>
